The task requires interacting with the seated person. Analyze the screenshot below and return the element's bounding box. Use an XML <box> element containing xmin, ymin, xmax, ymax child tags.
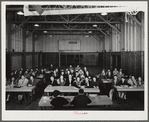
<box><xmin>71</xmin><ymin>89</ymin><xmax>92</xmax><ymax>108</ymax></box>
<box><xmin>100</xmin><ymin>69</ymin><xmax>106</xmax><ymax>79</ymax></box>
<box><xmin>50</xmin><ymin>90</ymin><xmax>69</xmax><ymax>109</ymax></box>
<box><xmin>117</xmin><ymin>70</ymin><xmax>124</xmax><ymax>81</ymax></box>
<box><xmin>6</xmin><ymin>76</ymin><xmax>17</xmax><ymax>102</ymax></box>
<box><xmin>90</xmin><ymin>77</ymin><xmax>99</xmax><ymax>88</ymax></box>
<box><xmin>137</xmin><ymin>77</ymin><xmax>144</xmax><ymax>86</ymax></box>
<box><xmin>65</xmin><ymin>74</ymin><xmax>73</xmax><ymax>86</ymax></box>
<box><xmin>118</xmin><ymin>77</ymin><xmax>130</xmax><ymax>101</ymax></box>
<box><xmin>49</xmin><ymin>64</ymin><xmax>54</xmax><ymax>72</ymax></box>
<box><xmin>27</xmin><ymin>75</ymin><xmax>38</xmax><ymax>99</ymax></box>
<box><xmin>72</xmin><ymin>77</ymin><xmax>82</xmax><ymax>88</ymax></box>
<box><xmin>17</xmin><ymin>75</ymin><xmax>29</xmax><ymax>103</ymax></box>
<box><xmin>57</xmin><ymin>75</ymin><xmax>66</xmax><ymax>86</ymax></box>
<box><xmin>113</xmin><ymin>68</ymin><xmax>118</xmax><ymax>76</ymax></box>
<box><xmin>75</xmin><ymin>65</ymin><xmax>81</xmax><ymax>71</ymax></box>
<box><xmin>81</xmin><ymin>77</ymin><xmax>90</xmax><ymax>88</ymax></box>
<box><xmin>24</xmin><ymin>70</ymin><xmax>30</xmax><ymax>80</ymax></box>
<box><xmin>48</xmin><ymin>76</ymin><xmax>59</xmax><ymax>86</ymax></box>
<box><xmin>106</xmin><ymin>69</ymin><xmax>112</xmax><ymax>79</ymax></box>
<box><xmin>127</xmin><ymin>75</ymin><xmax>137</xmax><ymax>86</ymax></box>
<box><xmin>109</xmin><ymin>75</ymin><xmax>120</xmax><ymax>100</ymax></box>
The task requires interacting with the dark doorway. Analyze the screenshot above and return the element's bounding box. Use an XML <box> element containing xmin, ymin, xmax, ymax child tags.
<box><xmin>111</xmin><ymin>55</ymin><xmax>121</xmax><ymax>70</ymax></box>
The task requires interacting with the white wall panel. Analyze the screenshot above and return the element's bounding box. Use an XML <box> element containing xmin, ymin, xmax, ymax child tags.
<box><xmin>42</xmin><ymin>35</ymin><xmax>100</xmax><ymax>52</ymax></box>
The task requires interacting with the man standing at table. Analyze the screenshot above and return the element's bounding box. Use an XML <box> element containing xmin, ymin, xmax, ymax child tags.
<box><xmin>71</xmin><ymin>89</ymin><xmax>92</xmax><ymax>108</ymax></box>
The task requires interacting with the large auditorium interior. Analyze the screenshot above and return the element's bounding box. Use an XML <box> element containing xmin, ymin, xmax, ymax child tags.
<box><xmin>2</xmin><ymin>1</ymin><xmax>148</xmax><ymax>121</ymax></box>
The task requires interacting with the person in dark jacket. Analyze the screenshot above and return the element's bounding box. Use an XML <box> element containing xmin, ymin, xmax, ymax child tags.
<box><xmin>50</xmin><ymin>90</ymin><xmax>69</xmax><ymax>109</ymax></box>
<box><xmin>71</xmin><ymin>89</ymin><xmax>92</xmax><ymax>108</ymax></box>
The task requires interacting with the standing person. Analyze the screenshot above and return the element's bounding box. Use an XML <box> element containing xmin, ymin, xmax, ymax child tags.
<box><xmin>17</xmin><ymin>75</ymin><xmax>29</xmax><ymax>103</ymax></box>
<box><xmin>71</xmin><ymin>89</ymin><xmax>92</xmax><ymax>108</ymax></box>
<box><xmin>50</xmin><ymin>90</ymin><xmax>69</xmax><ymax>110</ymax></box>
<box><xmin>109</xmin><ymin>75</ymin><xmax>120</xmax><ymax>100</ymax></box>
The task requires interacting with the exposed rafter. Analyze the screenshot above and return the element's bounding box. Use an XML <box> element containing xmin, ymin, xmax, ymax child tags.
<box><xmin>96</xmin><ymin>27</ymin><xmax>110</xmax><ymax>38</ymax></box>
<box><xmin>97</xmin><ymin>14</ymin><xmax>121</xmax><ymax>34</ymax></box>
<box><xmin>129</xmin><ymin>15</ymin><xmax>141</xmax><ymax>26</ymax></box>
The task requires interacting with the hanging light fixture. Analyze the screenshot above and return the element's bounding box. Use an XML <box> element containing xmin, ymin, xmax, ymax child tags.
<box><xmin>43</xmin><ymin>31</ymin><xmax>47</xmax><ymax>33</ymax></box>
<box><xmin>34</xmin><ymin>24</ymin><xmax>39</xmax><ymax>27</ymax></box>
<box><xmin>101</xmin><ymin>12</ymin><xmax>107</xmax><ymax>16</ymax></box>
<box><xmin>88</xmin><ymin>31</ymin><xmax>92</xmax><ymax>33</ymax></box>
<box><xmin>17</xmin><ymin>11</ymin><xmax>24</xmax><ymax>15</ymax></box>
<box><xmin>93</xmin><ymin>24</ymin><xmax>97</xmax><ymax>27</ymax></box>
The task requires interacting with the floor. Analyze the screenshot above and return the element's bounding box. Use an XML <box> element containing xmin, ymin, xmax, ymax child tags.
<box><xmin>6</xmin><ymin>65</ymin><xmax>144</xmax><ymax>111</ymax></box>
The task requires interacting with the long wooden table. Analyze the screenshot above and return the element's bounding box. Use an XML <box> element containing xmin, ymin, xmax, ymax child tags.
<box><xmin>114</xmin><ymin>85</ymin><xmax>144</xmax><ymax>92</ymax></box>
<box><xmin>38</xmin><ymin>95</ymin><xmax>113</xmax><ymax>109</ymax></box>
<box><xmin>6</xmin><ymin>86</ymin><xmax>35</xmax><ymax>105</ymax></box>
<box><xmin>44</xmin><ymin>86</ymin><xmax>100</xmax><ymax>96</ymax></box>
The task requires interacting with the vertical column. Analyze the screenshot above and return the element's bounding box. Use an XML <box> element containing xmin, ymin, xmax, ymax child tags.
<box><xmin>22</xmin><ymin>24</ymin><xmax>26</xmax><ymax>69</ymax></box>
<box><xmin>7</xmin><ymin>12</ymin><xmax>12</xmax><ymax>74</ymax></box>
<box><xmin>141</xmin><ymin>12</ymin><xmax>144</xmax><ymax>78</ymax></box>
<box><xmin>32</xmin><ymin>33</ymin><xmax>35</xmax><ymax>68</ymax></box>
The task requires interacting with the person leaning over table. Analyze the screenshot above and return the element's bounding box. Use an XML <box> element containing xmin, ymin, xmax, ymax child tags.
<box><xmin>109</xmin><ymin>75</ymin><xmax>120</xmax><ymax>100</ymax></box>
<box><xmin>71</xmin><ymin>89</ymin><xmax>92</xmax><ymax>108</ymax></box>
<box><xmin>50</xmin><ymin>90</ymin><xmax>69</xmax><ymax>110</ymax></box>
<box><xmin>17</xmin><ymin>75</ymin><xmax>29</xmax><ymax>104</ymax></box>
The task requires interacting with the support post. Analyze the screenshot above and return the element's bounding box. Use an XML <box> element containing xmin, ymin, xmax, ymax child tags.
<box><xmin>22</xmin><ymin>25</ymin><xmax>26</xmax><ymax>69</ymax></box>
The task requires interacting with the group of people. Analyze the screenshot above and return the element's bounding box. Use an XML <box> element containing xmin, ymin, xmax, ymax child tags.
<box><xmin>6</xmin><ymin>64</ymin><xmax>144</xmax><ymax>105</ymax></box>
<box><xmin>50</xmin><ymin>89</ymin><xmax>91</xmax><ymax>109</ymax></box>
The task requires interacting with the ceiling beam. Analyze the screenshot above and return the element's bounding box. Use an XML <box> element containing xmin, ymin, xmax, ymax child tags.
<box><xmin>96</xmin><ymin>27</ymin><xmax>110</xmax><ymax>38</ymax></box>
<box><xmin>27</xmin><ymin>29</ymin><xmax>106</xmax><ymax>31</ymax></box>
<box><xmin>11</xmin><ymin>16</ymin><xmax>32</xmax><ymax>34</ymax></box>
<box><xmin>12</xmin><ymin>21</ymin><xmax>120</xmax><ymax>24</ymax></box>
<box><xmin>97</xmin><ymin>14</ymin><xmax>121</xmax><ymax>34</ymax></box>
<box><xmin>129</xmin><ymin>15</ymin><xmax>141</xmax><ymax>26</ymax></box>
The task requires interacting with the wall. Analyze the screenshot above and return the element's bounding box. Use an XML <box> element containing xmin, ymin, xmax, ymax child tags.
<box><xmin>42</xmin><ymin>35</ymin><xmax>100</xmax><ymax>52</ymax></box>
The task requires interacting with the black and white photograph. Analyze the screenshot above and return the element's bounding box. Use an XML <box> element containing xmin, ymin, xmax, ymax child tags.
<box><xmin>2</xmin><ymin>1</ymin><xmax>148</xmax><ymax>121</ymax></box>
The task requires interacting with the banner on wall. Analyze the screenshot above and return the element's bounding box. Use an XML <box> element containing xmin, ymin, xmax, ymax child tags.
<box><xmin>59</xmin><ymin>40</ymin><xmax>80</xmax><ymax>51</ymax></box>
